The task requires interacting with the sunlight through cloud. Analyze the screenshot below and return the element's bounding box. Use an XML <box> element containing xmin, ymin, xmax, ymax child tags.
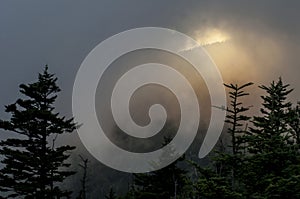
<box><xmin>195</xmin><ymin>28</ymin><xmax>231</xmax><ymax>46</ymax></box>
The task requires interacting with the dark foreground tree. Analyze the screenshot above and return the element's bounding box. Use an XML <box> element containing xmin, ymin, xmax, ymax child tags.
<box><xmin>105</xmin><ymin>188</ymin><xmax>118</xmax><ymax>199</ymax></box>
<box><xmin>289</xmin><ymin>101</ymin><xmax>300</xmax><ymax>145</ymax></box>
<box><xmin>191</xmin><ymin>82</ymin><xmax>253</xmax><ymax>199</ymax></box>
<box><xmin>191</xmin><ymin>162</ymin><xmax>242</xmax><ymax>199</ymax></box>
<box><xmin>127</xmin><ymin>137</ymin><xmax>190</xmax><ymax>199</ymax></box>
<box><xmin>223</xmin><ymin>82</ymin><xmax>253</xmax><ymax>156</ymax></box>
<box><xmin>241</xmin><ymin>78</ymin><xmax>300</xmax><ymax>198</ymax></box>
<box><xmin>0</xmin><ymin>66</ymin><xmax>76</xmax><ymax>198</ymax></box>
<box><xmin>77</xmin><ymin>155</ymin><xmax>89</xmax><ymax>199</ymax></box>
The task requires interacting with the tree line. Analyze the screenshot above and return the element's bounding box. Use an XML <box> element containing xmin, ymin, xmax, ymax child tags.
<box><xmin>0</xmin><ymin>67</ymin><xmax>299</xmax><ymax>198</ymax></box>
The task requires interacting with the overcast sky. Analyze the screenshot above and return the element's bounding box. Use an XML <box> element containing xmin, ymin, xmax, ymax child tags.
<box><xmin>1</xmin><ymin>0</ymin><xmax>299</xmax><ymax>144</ymax></box>
<box><xmin>1</xmin><ymin>0</ymin><xmax>299</xmax><ymax>108</ymax></box>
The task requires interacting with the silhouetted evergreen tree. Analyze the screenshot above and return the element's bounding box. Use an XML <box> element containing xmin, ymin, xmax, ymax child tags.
<box><xmin>224</xmin><ymin>82</ymin><xmax>253</xmax><ymax>155</ymax></box>
<box><xmin>130</xmin><ymin>137</ymin><xmax>190</xmax><ymax>199</ymax></box>
<box><xmin>105</xmin><ymin>188</ymin><xmax>118</xmax><ymax>199</ymax></box>
<box><xmin>77</xmin><ymin>155</ymin><xmax>89</xmax><ymax>199</ymax></box>
<box><xmin>191</xmin><ymin>162</ymin><xmax>242</xmax><ymax>199</ymax></box>
<box><xmin>241</xmin><ymin>78</ymin><xmax>300</xmax><ymax>198</ymax></box>
<box><xmin>0</xmin><ymin>66</ymin><xmax>76</xmax><ymax>198</ymax></box>
<box><xmin>191</xmin><ymin>82</ymin><xmax>253</xmax><ymax>199</ymax></box>
<box><xmin>222</xmin><ymin>82</ymin><xmax>253</xmax><ymax>191</ymax></box>
<box><xmin>289</xmin><ymin>102</ymin><xmax>300</xmax><ymax>144</ymax></box>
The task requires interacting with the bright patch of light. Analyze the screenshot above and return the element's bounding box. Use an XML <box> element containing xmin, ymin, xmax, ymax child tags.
<box><xmin>195</xmin><ymin>28</ymin><xmax>230</xmax><ymax>46</ymax></box>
